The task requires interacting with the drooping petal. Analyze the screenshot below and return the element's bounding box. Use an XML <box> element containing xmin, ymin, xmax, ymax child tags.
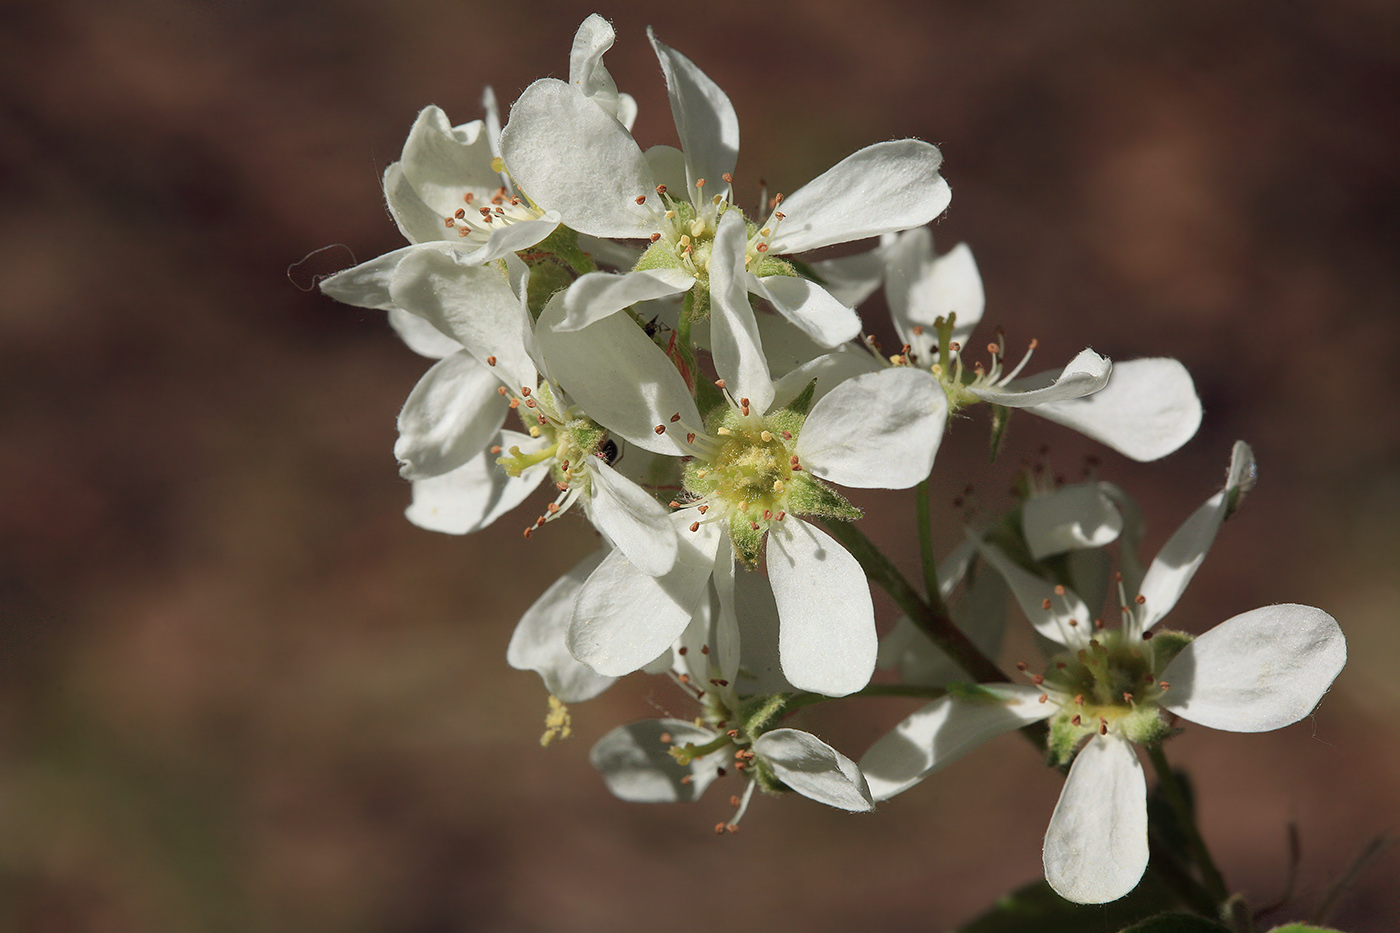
<box><xmin>884</xmin><ymin>232</ymin><xmax>985</xmax><ymax>349</ymax></box>
<box><xmin>319</xmin><ymin>244</ymin><xmax>422</xmax><ymax>311</ymax></box>
<box><xmin>1160</xmin><ymin>604</ymin><xmax>1345</xmax><ymax>733</ymax></box>
<box><xmin>535</xmin><ymin>292</ymin><xmax>702</xmax><ymax>456</ymax></box>
<box><xmin>390</xmin><ymin>248</ymin><xmax>537</xmax><ymax>394</ymax></box>
<box><xmin>394</xmin><ymin>351</ymin><xmax>509</xmax><ymax>479</ymax></box>
<box><xmin>768</xmin><ymin>140</ymin><xmax>950</xmax><ymax>254</ymax></box>
<box><xmin>1030</xmin><ymin>358</ymin><xmax>1202</xmax><ymax>462</ymax></box>
<box><xmin>586</xmin><ymin>458</ymin><xmax>678</xmax><ymax>577</ymax></box>
<box><xmin>396</xmin><ymin>106</ymin><xmax>502</xmax><ymax>220</ymax></box>
<box><xmin>1022</xmin><ymin>482</ymin><xmax>1123</xmax><ymax>561</ymax></box>
<box><xmin>557</xmin><ymin>268</ymin><xmax>694</xmax><ymax>331</ymax></box>
<box><xmin>1043</xmin><ymin>735</ymin><xmax>1149</xmax><ymax>905</ymax></box>
<box><xmin>507</xmin><ymin>549</ymin><xmax>615</xmax><ymax>702</ymax></box>
<box><xmin>569</xmin><ymin>14</ymin><xmax>629</xmax><ymax>124</ymax></box>
<box><xmin>591</xmin><ymin>719</ymin><xmax>724</xmax><ymax>803</ymax></box>
<box><xmin>970</xmin><ymin>348</ymin><xmax>1111</xmax><ymax>408</ymax></box>
<box><xmin>708</xmin><ymin>210</ymin><xmax>774</xmax><ymax>414</ymax></box>
<box><xmin>388</xmin><ymin>308</ymin><xmax>461</xmax><ymax>359</ymax></box>
<box><xmin>648</xmin><ymin>29</ymin><xmax>739</xmax><ymax>198</ymax></box>
<box><xmin>767</xmin><ymin>519</ymin><xmax>876</xmax><ymax>697</ymax></box>
<box><xmin>752</xmin><ymin>729</ymin><xmax>873</xmax><ymax>812</ymax></box>
<box><xmin>568</xmin><ymin>514</ymin><xmax>721</xmax><ymax>676</ymax></box>
<box><xmin>796</xmin><ymin>368</ymin><xmax>947</xmax><ymax>490</ymax></box>
<box><xmin>404</xmin><ymin>433</ymin><xmax>545</xmax><ymax>534</ymax></box>
<box><xmin>499</xmin><ymin>78</ymin><xmax>657</xmax><ymax>239</ymax></box>
<box><xmin>745</xmin><ymin>273</ymin><xmax>861</xmax><ymax>348</ymax></box>
<box><xmin>1136</xmin><ymin>441</ymin><xmax>1255</xmax><ymax>630</ymax></box>
<box><xmin>976</xmin><ymin>540</ymin><xmax>1092</xmax><ymax>649</ymax></box>
<box><xmin>860</xmin><ymin>686</ymin><xmax>1050</xmax><ymax>801</ymax></box>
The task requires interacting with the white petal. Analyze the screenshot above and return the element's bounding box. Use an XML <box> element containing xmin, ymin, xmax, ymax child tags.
<box><xmin>860</xmin><ymin>686</ymin><xmax>1050</xmax><ymax>801</ymax></box>
<box><xmin>970</xmin><ymin>348</ymin><xmax>1111</xmax><ymax>408</ymax></box>
<box><xmin>1136</xmin><ymin>443</ymin><xmax>1254</xmax><ymax>629</ymax></box>
<box><xmin>769</xmin><ymin>140</ymin><xmax>950</xmax><ymax>254</ymax></box>
<box><xmin>569</xmin><ymin>14</ymin><xmax>628</xmax><ymax>123</ymax></box>
<box><xmin>708</xmin><ymin>211</ymin><xmax>774</xmax><ymax>414</ymax></box>
<box><xmin>745</xmin><ymin>274</ymin><xmax>861</xmax><ymax>347</ymax></box>
<box><xmin>388</xmin><ymin>308</ymin><xmax>461</xmax><ymax>359</ymax></box>
<box><xmin>1043</xmin><ymin>735</ymin><xmax>1149</xmax><ymax>905</ymax></box>
<box><xmin>499</xmin><ymin>78</ymin><xmax>657</xmax><ymax>239</ymax></box>
<box><xmin>1160</xmin><ymin>604</ymin><xmax>1345</xmax><ymax>733</ymax></box>
<box><xmin>396</xmin><ymin>106</ymin><xmax>502</xmax><ymax>219</ymax></box>
<box><xmin>885</xmin><ymin>233</ymin><xmax>985</xmax><ymax>346</ymax></box>
<box><xmin>976</xmin><ymin>540</ymin><xmax>1092</xmax><ymax>649</ymax></box>
<box><xmin>797</xmin><ymin>368</ymin><xmax>947</xmax><ymax>490</ymax></box>
<box><xmin>648</xmin><ymin>29</ymin><xmax>739</xmax><ymax>198</ymax></box>
<box><xmin>405</xmin><ymin>434</ymin><xmax>545</xmax><ymax>534</ymax></box>
<box><xmin>389</xmin><ymin>248</ymin><xmax>537</xmax><ymax>394</ymax></box>
<box><xmin>767</xmin><ymin>519</ymin><xmax>876</xmax><ymax>697</ymax></box>
<box><xmin>394</xmin><ymin>351</ymin><xmax>509</xmax><ymax>479</ymax></box>
<box><xmin>753</xmin><ymin>729</ymin><xmax>873</xmax><ymax>812</ymax></box>
<box><xmin>535</xmin><ymin>292</ymin><xmax>701</xmax><ymax>456</ymax></box>
<box><xmin>507</xmin><ymin>550</ymin><xmax>616</xmax><ymax>702</ymax></box>
<box><xmin>319</xmin><ymin>245</ymin><xmax>421</xmax><ymax>311</ymax></box>
<box><xmin>586</xmin><ymin>459</ymin><xmax>678</xmax><ymax>577</ymax></box>
<box><xmin>568</xmin><ymin>514</ymin><xmax>721</xmax><ymax>676</ymax></box>
<box><xmin>591</xmin><ymin>719</ymin><xmax>724</xmax><ymax>803</ymax></box>
<box><xmin>1022</xmin><ymin>482</ymin><xmax>1123</xmax><ymax>561</ymax></box>
<box><xmin>1030</xmin><ymin>358</ymin><xmax>1202</xmax><ymax>462</ymax></box>
<box><xmin>558</xmin><ymin>268</ymin><xmax>694</xmax><ymax>331</ymax></box>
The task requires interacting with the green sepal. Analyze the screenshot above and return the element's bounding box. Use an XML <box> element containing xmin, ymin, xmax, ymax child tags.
<box><xmin>988</xmin><ymin>403</ymin><xmax>1012</xmax><ymax>461</ymax></box>
<box><xmin>729</xmin><ymin>512</ymin><xmax>765</xmax><ymax>569</ymax></box>
<box><xmin>785</xmin><ymin>474</ymin><xmax>862</xmax><ymax>522</ymax></box>
<box><xmin>955</xmin><ymin>875</ymin><xmax>1176</xmax><ymax>933</ymax></box>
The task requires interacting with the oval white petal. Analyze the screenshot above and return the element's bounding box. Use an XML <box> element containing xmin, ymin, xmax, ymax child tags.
<box><xmin>507</xmin><ymin>549</ymin><xmax>616</xmax><ymax>702</ymax></box>
<box><xmin>767</xmin><ymin>519</ymin><xmax>876</xmax><ymax>697</ymax></box>
<box><xmin>861</xmin><ymin>686</ymin><xmax>1050</xmax><ymax>801</ymax></box>
<box><xmin>769</xmin><ymin>140</ymin><xmax>950</xmax><ymax>254</ymax></box>
<box><xmin>568</xmin><ymin>514</ymin><xmax>721</xmax><ymax>676</ymax></box>
<box><xmin>586</xmin><ymin>458</ymin><xmax>678</xmax><ymax>577</ymax></box>
<box><xmin>558</xmin><ymin>268</ymin><xmax>694</xmax><ymax>331</ymax></box>
<box><xmin>797</xmin><ymin>368</ymin><xmax>947</xmax><ymax>490</ymax></box>
<box><xmin>499</xmin><ymin>78</ymin><xmax>657</xmax><ymax>239</ymax></box>
<box><xmin>405</xmin><ymin>433</ymin><xmax>545</xmax><ymax>534</ymax></box>
<box><xmin>1030</xmin><ymin>358</ymin><xmax>1202</xmax><ymax>462</ymax></box>
<box><xmin>394</xmin><ymin>351</ymin><xmax>509</xmax><ymax>479</ymax></box>
<box><xmin>535</xmin><ymin>292</ymin><xmax>701</xmax><ymax>456</ymax></box>
<box><xmin>1043</xmin><ymin>735</ymin><xmax>1149</xmax><ymax>905</ymax></box>
<box><xmin>753</xmin><ymin>729</ymin><xmax>873</xmax><ymax>812</ymax></box>
<box><xmin>1160</xmin><ymin>604</ymin><xmax>1345</xmax><ymax>732</ymax></box>
<box><xmin>591</xmin><ymin>719</ymin><xmax>723</xmax><ymax>803</ymax></box>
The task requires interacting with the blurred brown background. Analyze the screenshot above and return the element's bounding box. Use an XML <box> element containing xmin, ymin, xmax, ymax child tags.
<box><xmin>2</xmin><ymin>0</ymin><xmax>1398</xmax><ymax>930</ymax></box>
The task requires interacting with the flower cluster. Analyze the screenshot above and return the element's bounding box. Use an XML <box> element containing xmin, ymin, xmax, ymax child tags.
<box><xmin>319</xmin><ymin>14</ymin><xmax>1346</xmax><ymax>912</ymax></box>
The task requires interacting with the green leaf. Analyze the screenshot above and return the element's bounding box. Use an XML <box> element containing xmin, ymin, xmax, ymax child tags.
<box><xmin>957</xmin><ymin>875</ymin><xmax>1175</xmax><ymax>933</ymax></box>
<box><xmin>1118</xmin><ymin>914</ymin><xmax>1233</xmax><ymax>933</ymax></box>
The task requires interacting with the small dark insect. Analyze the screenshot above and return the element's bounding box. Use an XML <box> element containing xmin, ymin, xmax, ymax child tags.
<box><xmin>599</xmin><ymin>438</ymin><xmax>620</xmax><ymax>465</ymax></box>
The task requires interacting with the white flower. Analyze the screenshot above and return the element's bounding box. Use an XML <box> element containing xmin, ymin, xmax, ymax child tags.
<box><xmin>319</xmin><ymin>15</ymin><xmax>637</xmax><ymax>324</ymax></box>
<box><xmin>535</xmin><ymin>265</ymin><xmax>947</xmax><ymax>696</ymax></box>
<box><xmin>499</xmin><ymin>27</ymin><xmax>949</xmax><ymax>347</ymax></box>
<box><xmin>590</xmin><ymin>590</ymin><xmax>873</xmax><ymax>821</ymax></box>
<box><xmin>879</xmin><ymin>228</ymin><xmax>1203</xmax><ymax>461</ymax></box>
<box><xmin>859</xmin><ymin>441</ymin><xmax>1346</xmax><ymax>904</ymax></box>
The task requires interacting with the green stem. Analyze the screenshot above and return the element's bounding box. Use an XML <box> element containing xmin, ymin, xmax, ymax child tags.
<box><xmin>915</xmin><ymin>479</ymin><xmax>940</xmax><ymax>602</ymax></box>
<box><xmin>1147</xmin><ymin>744</ymin><xmax>1235</xmax><ymax>920</ymax></box>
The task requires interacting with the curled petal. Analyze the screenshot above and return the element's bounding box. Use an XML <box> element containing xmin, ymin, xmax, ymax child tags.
<box><xmin>753</xmin><ymin>729</ymin><xmax>873</xmax><ymax>812</ymax></box>
<box><xmin>1030</xmin><ymin>358</ymin><xmax>1202</xmax><ymax>462</ymax></box>
<box><xmin>1043</xmin><ymin>735</ymin><xmax>1149</xmax><ymax>905</ymax></box>
<box><xmin>770</xmin><ymin>140</ymin><xmax>951</xmax><ymax>254</ymax></box>
<box><xmin>1160</xmin><ymin>604</ymin><xmax>1345</xmax><ymax>733</ymax></box>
